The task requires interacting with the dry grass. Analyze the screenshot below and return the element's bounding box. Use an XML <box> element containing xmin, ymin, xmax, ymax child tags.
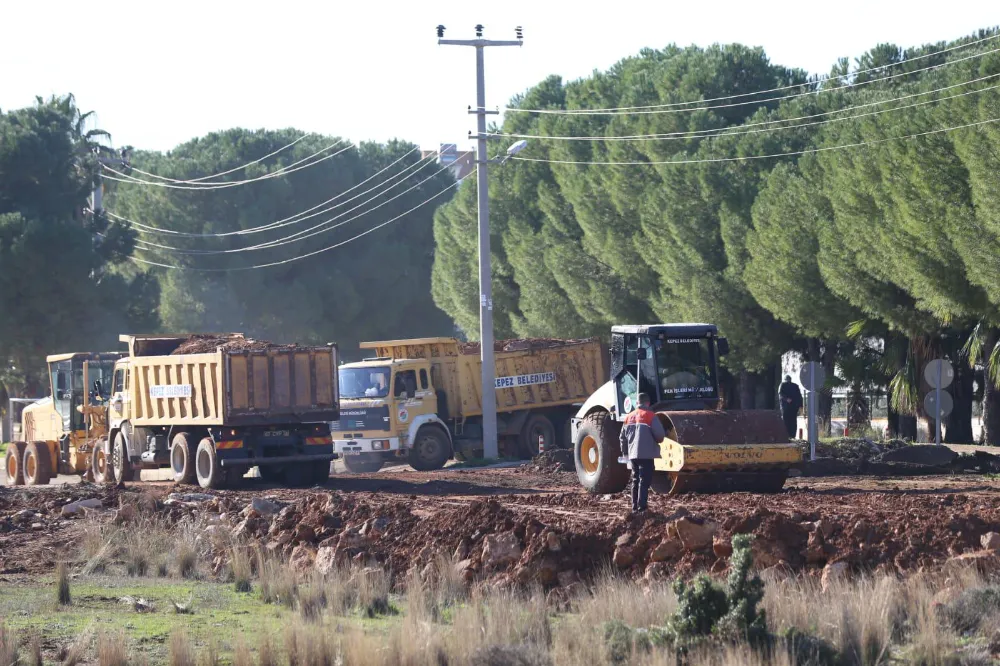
<box><xmin>200</xmin><ymin>638</ymin><xmax>220</xmax><ymax>666</ymax></box>
<box><xmin>259</xmin><ymin>553</ymin><xmax>298</xmax><ymax>608</ymax></box>
<box><xmin>97</xmin><ymin>629</ymin><xmax>128</xmax><ymax>666</ymax></box>
<box><xmin>299</xmin><ymin>573</ymin><xmax>328</xmax><ymax>621</ymax></box>
<box><xmin>28</xmin><ymin>631</ymin><xmax>43</xmax><ymax>666</ymax></box>
<box><xmin>232</xmin><ymin>639</ymin><xmax>252</xmax><ymax>666</ymax></box>
<box><xmin>79</xmin><ymin>518</ymin><xmax>118</xmax><ymax>574</ymax></box>
<box><xmin>169</xmin><ymin>628</ymin><xmax>196</xmax><ymax>666</ymax></box>
<box><xmin>257</xmin><ymin>633</ymin><xmax>277</xmax><ymax>666</ymax></box>
<box><xmin>0</xmin><ymin>625</ymin><xmax>19</xmax><ymax>666</ymax></box>
<box><xmin>231</xmin><ymin>546</ymin><xmax>253</xmax><ymax>593</ymax></box>
<box><xmin>63</xmin><ymin>625</ymin><xmax>95</xmax><ymax>666</ymax></box>
<box><xmin>56</xmin><ymin>561</ymin><xmax>72</xmax><ymax>605</ymax></box>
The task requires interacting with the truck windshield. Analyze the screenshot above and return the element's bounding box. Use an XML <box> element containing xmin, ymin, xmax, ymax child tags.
<box><xmin>654</xmin><ymin>338</ymin><xmax>716</xmax><ymax>398</ymax></box>
<box><xmin>339</xmin><ymin>367</ymin><xmax>391</xmax><ymax>399</ymax></box>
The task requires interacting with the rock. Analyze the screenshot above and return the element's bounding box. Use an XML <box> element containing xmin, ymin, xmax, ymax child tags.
<box><xmin>31</xmin><ymin>523</ymin><xmax>44</xmax><ymax>531</ymax></box>
<box><xmin>289</xmin><ymin>545</ymin><xmax>316</xmax><ymax>572</ymax></box>
<box><xmin>613</xmin><ymin>546</ymin><xmax>634</xmax><ymax>569</ymax></box>
<box><xmin>275</xmin><ymin>531</ymin><xmax>294</xmax><ymax>547</ymax></box>
<box><xmin>760</xmin><ymin>562</ymin><xmax>793</xmax><ymax>583</ymax></box>
<box><xmin>713</xmin><ymin>537</ymin><xmax>733</xmax><ymax>559</ymax></box>
<box><xmin>672</xmin><ymin>517</ymin><xmax>717</xmax><ymax>552</ymax></box>
<box><xmin>61</xmin><ymin>498</ymin><xmax>103</xmax><ymax>517</ymax></box>
<box><xmin>981</xmin><ymin>532</ymin><xmax>1000</xmax><ymax>552</ymax></box>
<box><xmin>453</xmin><ymin>539</ymin><xmax>470</xmax><ymax>561</ymax></box>
<box><xmin>615</xmin><ymin>532</ymin><xmax>633</xmax><ymax>548</ymax></box>
<box><xmin>821</xmin><ymin>561</ymin><xmax>849</xmax><ymax>592</ymax></box>
<box><xmin>167</xmin><ymin>492</ymin><xmax>214</xmax><ymax>503</ymax></box>
<box><xmin>644</xmin><ymin>562</ymin><xmax>671</xmax><ymax>582</ymax></box>
<box><xmin>814</xmin><ymin>518</ymin><xmax>835</xmax><ymax>539</ymax></box>
<box><xmin>360</xmin><ymin>517</ymin><xmax>389</xmax><ymax>539</ymax></box>
<box><xmin>946</xmin><ymin>551</ymin><xmax>1000</xmax><ymax>572</ymax></box>
<box><xmin>557</xmin><ymin>570</ymin><xmax>580</xmax><ymax>588</ymax></box>
<box><xmin>13</xmin><ymin>510</ymin><xmax>36</xmax><ymax>523</ymax></box>
<box><xmin>650</xmin><ymin>538</ymin><xmax>683</xmax><ymax>562</ymax></box>
<box><xmin>878</xmin><ymin>445</ymin><xmax>957</xmax><ymax>466</ymax></box>
<box><xmin>483</xmin><ymin>532</ymin><xmax>522</xmax><ymax>568</ymax></box>
<box><xmin>513</xmin><ymin>564</ymin><xmax>533</xmax><ymax>584</ymax></box>
<box><xmin>294</xmin><ymin>524</ymin><xmax>316</xmax><ymax>543</ymax></box>
<box><xmin>315</xmin><ymin>546</ymin><xmax>338</xmax><ymax>574</ymax></box>
<box><xmin>545</xmin><ymin>531</ymin><xmax>562</xmax><ymax>552</ymax></box>
<box><xmin>250</xmin><ymin>497</ymin><xmax>285</xmax><ymax>517</ymax></box>
<box><xmin>338</xmin><ymin>529</ymin><xmax>369</xmax><ymax>550</ymax></box>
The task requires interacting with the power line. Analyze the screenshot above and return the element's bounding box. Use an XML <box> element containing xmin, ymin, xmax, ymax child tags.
<box><xmin>130</xmin><ymin>155</ymin><xmax>468</xmax><ymax>255</ymax></box>
<box><xmin>509</xmin><ymin>116</ymin><xmax>1000</xmax><ymax>166</ymax></box>
<box><xmin>127</xmin><ymin>170</ymin><xmax>474</xmax><ymax>271</ymax></box>
<box><xmin>101</xmin><ymin>140</ymin><xmax>354</xmax><ymax>189</ymax></box>
<box><xmin>110</xmin><ymin>147</ymin><xmax>430</xmax><ymax>238</ymax></box>
<box><xmin>489</xmin><ymin>76</ymin><xmax>1000</xmax><ymax>143</ymax></box>
<box><xmin>508</xmin><ymin>31</ymin><xmax>1000</xmax><ymax>114</ymax></box>
<box><xmin>506</xmin><ymin>43</ymin><xmax>1000</xmax><ymax>116</ymax></box>
<box><xmin>128</xmin><ymin>133</ymin><xmax>314</xmax><ymax>184</ymax></box>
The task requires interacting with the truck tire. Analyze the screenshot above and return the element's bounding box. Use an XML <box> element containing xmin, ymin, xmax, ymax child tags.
<box><xmin>574</xmin><ymin>411</ymin><xmax>628</xmax><ymax>494</ymax></box>
<box><xmin>112</xmin><ymin>432</ymin><xmax>133</xmax><ymax>487</ymax></box>
<box><xmin>195</xmin><ymin>438</ymin><xmax>226</xmax><ymax>490</ymax></box>
<box><xmin>408</xmin><ymin>427</ymin><xmax>451</xmax><ymax>471</ymax></box>
<box><xmin>342</xmin><ymin>453</ymin><xmax>384</xmax><ymax>474</ymax></box>
<box><xmin>519</xmin><ymin>413</ymin><xmax>556</xmax><ymax>459</ymax></box>
<box><xmin>91</xmin><ymin>441</ymin><xmax>113</xmax><ymax>485</ymax></box>
<box><xmin>170</xmin><ymin>432</ymin><xmax>198</xmax><ymax>485</ymax></box>
<box><xmin>24</xmin><ymin>442</ymin><xmax>53</xmax><ymax>486</ymax></box>
<box><xmin>5</xmin><ymin>442</ymin><xmax>27</xmax><ymax>486</ymax></box>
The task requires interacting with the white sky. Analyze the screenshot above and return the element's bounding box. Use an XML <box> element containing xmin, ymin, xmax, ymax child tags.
<box><xmin>2</xmin><ymin>0</ymin><xmax>997</xmax><ymax>154</ymax></box>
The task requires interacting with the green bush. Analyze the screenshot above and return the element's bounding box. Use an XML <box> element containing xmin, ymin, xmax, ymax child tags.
<box><xmin>940</xmin><ymin>587</ymin><xmax>1000</xmax><ymax>634</ymax></box>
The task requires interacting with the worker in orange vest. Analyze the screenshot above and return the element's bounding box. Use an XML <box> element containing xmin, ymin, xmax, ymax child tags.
<box><xmin>619</xmin><ymin>393</ymin><xmax>666</xmax><ymax>513</ymax></box>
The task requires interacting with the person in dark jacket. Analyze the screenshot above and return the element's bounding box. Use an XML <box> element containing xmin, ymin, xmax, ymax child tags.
<box><xmin>619</xmin><ymin>393</ymin><xmax>666</xmax><ymax>513</ymax></box>
<box><xmin>778</xmin><ymin>375</ymin><xmax>803</xmax><ymax>438</ymax></box>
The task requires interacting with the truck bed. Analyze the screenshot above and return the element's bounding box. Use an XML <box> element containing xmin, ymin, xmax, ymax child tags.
<box><xmin>129</xmin><ymin>345</ymin><xmax>338</xmax><ymax>427</ymax></box>
<box><xmin>360</xmin><ymin>337</ymin><xmax>606</xmax><ymax>419</ymax></box>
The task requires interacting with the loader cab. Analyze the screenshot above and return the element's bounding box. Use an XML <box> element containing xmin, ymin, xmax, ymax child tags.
<box><xmin>47</xmin><ymin>353</ymin><xmax>123</xmax><ymax>435</ymax></box>
<box><xmin>610</xmin><ymin>324</ymin><xmax>727</xmax><ymax>414</ymax></box>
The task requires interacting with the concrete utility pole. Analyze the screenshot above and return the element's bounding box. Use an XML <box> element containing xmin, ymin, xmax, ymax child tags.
<box><xmin>438</xmin><ymin>24</ymin><xmax>522</xmax><ymax>460</ymax></box>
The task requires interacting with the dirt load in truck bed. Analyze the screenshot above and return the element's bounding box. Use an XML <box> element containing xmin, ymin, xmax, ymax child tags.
<box><xmin>459</xmin><ymin>337</ymin><xmax>599</xmax><ymax>355</ymax></box>
<box><xmin>170</xmin><ymin>334</ymin><xmax>299</xmax><ymax>355</ymax></box>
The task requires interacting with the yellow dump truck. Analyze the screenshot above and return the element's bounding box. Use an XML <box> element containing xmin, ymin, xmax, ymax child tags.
<box><xmin>5</xmin><ymin>352</ymin><xmax>124</xmax><ymax>486</ymax></box>
<box><xmin>334</xmin><ymin>337</ymin><xmax>605</xmax><ymax>472</ymax></box>
<box><xmin>572</xmin><ymin>324</ymin><xmax>802</xmax><ymax>494</ymax></box>
<box><xmin>96</xmin><ymin>334</ymin><xmax>339</xmax><ymax>489</ymax></box>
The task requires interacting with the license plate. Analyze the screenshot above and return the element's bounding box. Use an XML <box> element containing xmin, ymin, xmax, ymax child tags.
<box><xmin>263</xmin><ymin>430</ymin><xmax>289</xmax><ymax>437</ymax></box>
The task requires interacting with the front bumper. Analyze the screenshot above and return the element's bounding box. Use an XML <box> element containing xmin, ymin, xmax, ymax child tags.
<box><xmin>334</xmin><ymin>437</ymin><xmax>402</xmax><ymax>454</ymax></box>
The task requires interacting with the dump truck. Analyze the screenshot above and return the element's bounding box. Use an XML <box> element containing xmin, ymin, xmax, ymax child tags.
<box><xmin>333</xmin><ymin>337</ymin><xmax>605</xmax><ymax>473</ymax></box>
<box><xmin>4</xmin><ymin>352</ymin><xmax>124</xmax><ymax>486</ymax></box>
<box><xmin>97</xmin><ymin>334</ymin><xmax>338</xmax><ymax>489</ymax></box>
<box><xmin>572</xmin><ymin>324</ymin><xmax>801</xmax><ymax>494</ymax></box>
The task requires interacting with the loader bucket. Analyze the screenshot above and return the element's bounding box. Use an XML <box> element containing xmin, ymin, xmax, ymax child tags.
<box><xmin>653</xmin><ymin>410</ymin><xmax>802</xmax><ymax>494</ymax></box>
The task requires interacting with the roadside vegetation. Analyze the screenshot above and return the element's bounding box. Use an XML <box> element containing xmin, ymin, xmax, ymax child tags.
<box><xmin>2</xmin><ymin>515</ymin><xmax>999</xmax><ymax>665</ymax></box>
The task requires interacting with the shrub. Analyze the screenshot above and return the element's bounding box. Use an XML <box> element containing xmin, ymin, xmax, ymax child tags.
<box><xmin>941</xmin><ymin>587</ymin><xmax>1000</xmax><ymax>634</ymax></box>
<box><xmin>56</xmin><ymin>561</ymin><xmax>72</xmax><ymax>605</ymax></box>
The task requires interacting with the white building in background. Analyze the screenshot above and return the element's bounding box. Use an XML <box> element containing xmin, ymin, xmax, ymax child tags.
<box><xmin>422</xmin><ymin>144</ymin><xmax>476</xmax><ymax>181</ymax></box>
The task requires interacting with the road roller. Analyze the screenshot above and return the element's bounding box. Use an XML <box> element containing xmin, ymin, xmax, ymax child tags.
<box><xmin>571</xmin><ymin>324</ymin><xmax>801</xmax><ymax>495</ymax></box>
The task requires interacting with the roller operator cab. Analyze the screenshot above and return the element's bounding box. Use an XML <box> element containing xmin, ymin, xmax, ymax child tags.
<box><xmin>571</xmin><ymin>324</ymin><xmax>802</xmax><ymax>495</ymax></box>
<box><xmin>4</xmin><ymin>352</ymin><xmax>122</xmax><ymax>486</ymax></box>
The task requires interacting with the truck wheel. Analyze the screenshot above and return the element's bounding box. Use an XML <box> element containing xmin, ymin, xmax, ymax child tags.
<box><xmin>5</xmin><ymin>442</ymin><xmax>27</xmax><ymax>486</ymax></box>
<box><xmin>519</xmin><ymin>414</ymin><xmax>556</xmax><ymax>459</ymax></box>
<box><xmin>170</xmin><ymin>432</ymin><xmax>197</xmax><ymax>485</ymax></box>
<box><xmin>574</xmin><ymin>411</ymin><xmax>629</xmax><ymax>494</ymax></box>
<box><xmin>24</xmin><ymin>442</ymin><xmax>53</xmax><ymax>486</ymax></box>
<box><xmin>195</xmin><ymin>438</ymin><xmax>226</xmax><ymax>489</ymax></box>
<box><xmin>408</xmin><ymin>427</ymin><xmax>450</xmax><ymax>471</ymax></box>
<box><xmin>342</xmin><ymin>453</ymin><xmax>384</xmax><ymax>474</ymax></box>
<box><xmin>112</xmin><ymin>432</ymin><xmax>133</xmax><ymax>487</ymax></box>
<box><xmin>91</xmin><ymin>441</ymin><xmax>113</xmax><ymax>485</ymax></box>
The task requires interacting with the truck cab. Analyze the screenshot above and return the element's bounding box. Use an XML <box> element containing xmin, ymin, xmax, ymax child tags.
<box><xmin>333</xmin><ymin>357</ymin><xmax>444</xmax><ymax>473</ymax></box>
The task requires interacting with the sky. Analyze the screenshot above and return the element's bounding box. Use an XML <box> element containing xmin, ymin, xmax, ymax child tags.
<box><xmin>2</xmin><ymin>0</ymin><xmax>997</xmax><ymax>154</ymax></box>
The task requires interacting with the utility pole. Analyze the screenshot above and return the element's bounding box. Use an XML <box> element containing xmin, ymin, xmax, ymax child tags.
<box><xmin>438</xmin><ymin>24</ymin><xmax>522</xmax><ymax>460</ymax></box>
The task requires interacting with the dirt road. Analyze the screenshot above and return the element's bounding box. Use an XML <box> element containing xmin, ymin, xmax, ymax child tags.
<box><xmin>5</xmin><ymin>459</ymin><xmax>1000</xmax><ymax>585</ymax></box>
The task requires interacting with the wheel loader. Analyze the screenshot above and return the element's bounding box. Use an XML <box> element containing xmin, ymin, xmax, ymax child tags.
<box><xmin>4</xmin><ymin>352</ymin><xmax>123</xmax><ymax>486</ymax></box>
<box><xmin>571</xmin><ymin>324</ymin><xmax>801</xmax><ymax>495</ymax></box>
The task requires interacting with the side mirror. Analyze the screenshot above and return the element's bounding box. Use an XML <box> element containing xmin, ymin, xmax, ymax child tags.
<box><xmin>717</xmin><ymin>338</ymin><xmax>730</xmax><ymax>356</ymax></box>
<box><xmin>636</xmin><ymin>348</ymin><xmax>648</xmax><ymax>361</ymax></box>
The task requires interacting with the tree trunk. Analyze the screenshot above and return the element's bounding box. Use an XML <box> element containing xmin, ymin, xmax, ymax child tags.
<box><xmin>819</xmin><ymin>343</ymin><xmax>836</xmax><ymax>436</ymax></box>
<box><xmin>898</xmin><ymin>415</ymin><xmax>918</xmax><ymax>441</ymax></box>
<box><xmin>983</xmin><ymin>329</ymin><xmax>1000</xmax><ymax>446</ymax></box>
<box><xmin>738</xmin><ymin>371</ymin><xmax>755</xmax><ymax>411</ymax></box>
<box><xmin>945</xmin><ymin>357</ymin><xmax>975</xmax><ymax>444</ymax></box>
